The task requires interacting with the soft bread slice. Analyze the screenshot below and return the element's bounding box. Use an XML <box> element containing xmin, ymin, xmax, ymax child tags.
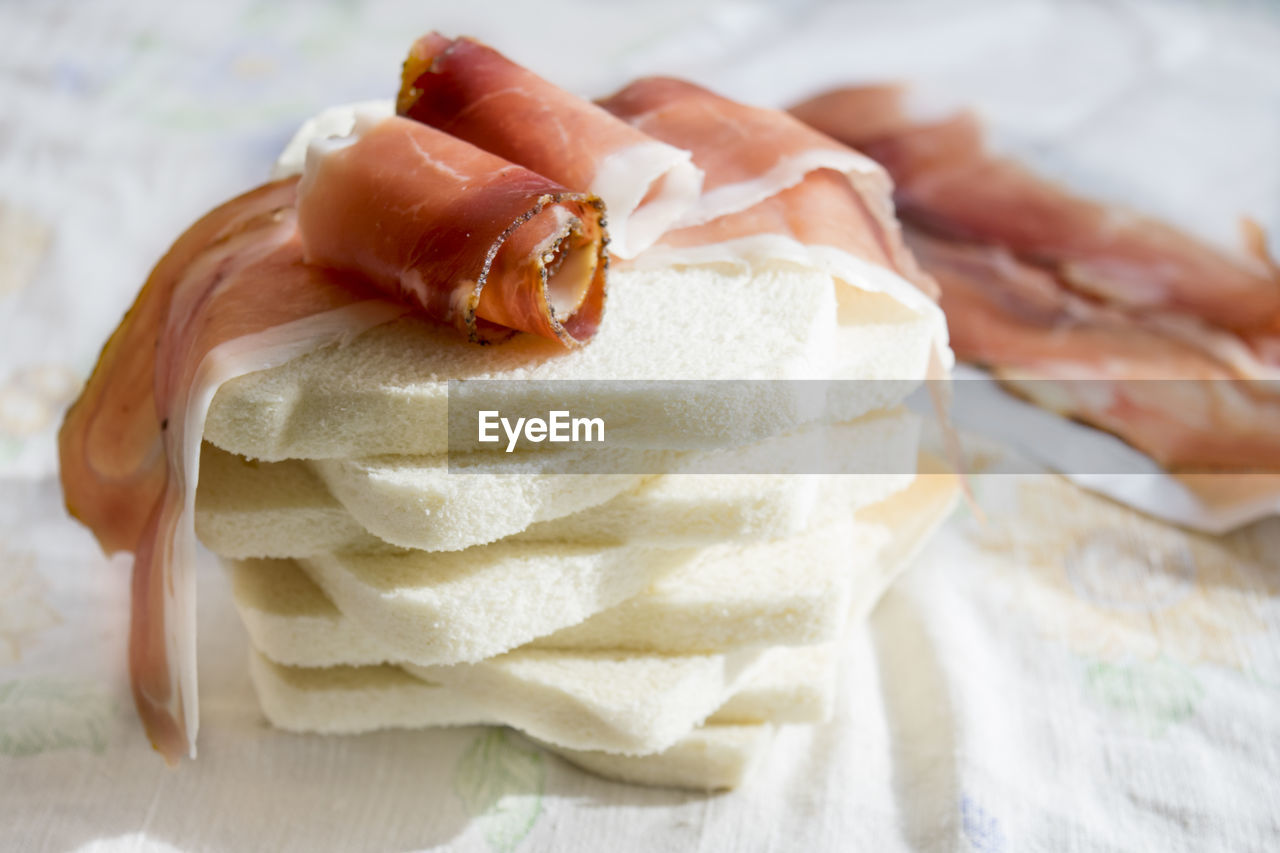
<box><xmin>196</xmin><ymin>445</ymin><xmax>841</xmax><ymax>560</ymax></box>
<box><xmin>307</xmin><ymin>449</ymin><xmax>651</xmax><ymax>553</ymax></box>
<box><xmin>301</xmin><ymin>410</ymin><xmax>920</xmax><ymax>553</ymax></box>
<box><xmin>544</xmin><ymin>464</ymin><xmax>957</xmax><ymax>655</ymax></box>
<box><xmin>196</xmin><ymin>445</ymin><xmax>391</xmax><ymax>557</ymax></box>
<box><xmin>248</xmin><ymin>655</ymin><xmax>780</xmax><ymax>790</ymax></box>
<box><xmin>538</xmin><ymin>724</ymin><xmax>773</xmax><ymax>791</ymax></box>
<box><xmin>295</xmin><ymin>540</ymin><xmax>694</xmax><ymax>667</ymax></box>
<box><xmin>205</xmin><ymin>264</ymin><xmax>835</xmax><ymax>460</ymax></box>
<box><xmin>248</xmin><ymin>642</ymin><xmax>829</xmax><ymax>788</ymax></box>
<box><xmin>229</xmin><ymin>515</ymin><xmax>868</xmax><ymax>667</ymax></box>
<box><xmin>248</xmin><ymin>643</ymin><xmax>822</xmax><ymax>756</ymax></box>
<box><xmin>226</xmin><ymin>520</ymin><xmax>872</xmax><ymax>665</ymax></box>
<box><xmin>195</xmin><ymin>409</ymin><xmax>918</xmax><ymax>559</ymax></box>
<box><xmin>530</xmin><ymin>518</ymin><xmax>884</xmax><ymax>654</ymax></box>
<box><xmin>205</xmin><ymin>260</ymin><xmax>938</xmax><ymax>461</ymax></box>
<box><xmin>707</xmin><ymin>643</ymin><xmax>837</xmax><ymax>725</ymax></box>
<box><xmin>248</xmin><ymin>642</ymin><xmax>832</xmax><ymax>738</ymax></box>
<box><xmin>401</xmin><ymin>647</ymin><xmax>767</xmax><ymax>754</ymax></box>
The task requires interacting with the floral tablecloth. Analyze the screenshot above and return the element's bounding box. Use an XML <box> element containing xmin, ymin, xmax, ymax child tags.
<box><xmin>2</xmin><ymin>1</ymin><xmax>1278</xmax><ymax>850</ymax></box>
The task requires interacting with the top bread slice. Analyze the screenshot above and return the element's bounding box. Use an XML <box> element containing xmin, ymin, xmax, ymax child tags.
<box><xmin>204</xmin><ymin>262</ymin><xmax>938</xmax><ymax>460</ymax></box>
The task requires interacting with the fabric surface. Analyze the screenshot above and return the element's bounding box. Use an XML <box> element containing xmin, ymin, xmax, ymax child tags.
<box><xmin>1</xmin><ymin>1</ymin><xmax>1278</xmax><ymax>850</ymax></box>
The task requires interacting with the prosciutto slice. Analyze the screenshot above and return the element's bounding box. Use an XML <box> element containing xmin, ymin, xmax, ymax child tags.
<box><xmin>789</xmin><ymin>85</ymin><xmax>1280</xmax><ymax>470</ymax></box>
<box><xmin>59</xmin><ymin>179</ymin><xmax>407</xmax><ymax>761</ymax></box>
<box><xmin>398</xmin><ymin>33</ymin><xmax>702</xmax><ymax>259</ymax></box>
<box><xmin>790</xmin><ymin>86</ymin><xmax>1280</xmax><ymax>335</ymax></box>
<box><xmin>912</xmin><ymin>231</ymin><xmax>1280</xmax><ymax>469</ymax></box>
<box><xmin>299</xmin><ymin>112</ymin><xmax>607</xmax><ymax>346</ymax></box>
<box><xmin>601</xmin><ymin>78</ymin><xmax>945</xmax><ymax>333</ymax></box>
<box><xmin>599</xmin><ymin>77</ymin><xmax>895</xmax><ymax>231</ymax></box>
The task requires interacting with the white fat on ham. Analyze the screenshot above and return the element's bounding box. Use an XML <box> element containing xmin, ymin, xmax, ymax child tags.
<box><xmin>168</xmin><ymin>300</ymin><xmax>407</xmax><ymax>755</ymax></box>
<box><xmin>591</xmin><ymin>140</ymin><xmax>703</xmax><ymax>258</ymax></box>
<box><xmin>271</xmin><ymin>101</ymin><xmax>394</xmax><ymax>180</ymax></box>
<box><xmin>679</xmin><ymin>145</ymin><xmax>889</xmax><ymax>228</ymax></box>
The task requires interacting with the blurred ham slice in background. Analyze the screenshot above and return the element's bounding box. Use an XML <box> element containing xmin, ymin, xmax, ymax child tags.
<box><xmin>791</xmin><ymin>84</ymin><xmax>1280</xmax><ymax>472</ymax></box>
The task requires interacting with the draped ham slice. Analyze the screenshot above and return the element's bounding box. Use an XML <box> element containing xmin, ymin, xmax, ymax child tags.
<box><xmin>59</xmin><ymin>179</ymin><xmax>408</xmax><ymax>761</ymax></box>
<box><xmin>790</xmin><ymin>86</ymin><xmax>1280</xmax><ymax>336</ymax></box>
<box><xmin>791</xmin><ymin>85</ymin><xmax>1280</xmax><ymax>469</ymax></box>
<box><xmin>298</xmin><ymin>111</ymin><xmax>607</xmax><ymax>346</ymax></box>
<box><xmin>398</xmin><ymin>33</ymin><xmax>702</xmax><ymax>259</ymax></box>
<box><xmin>601</xmin><ymin>78</ymin><xmax>946</xmax><ymax>345</ymax></box>
<box><xmin>599</xmin><ymin>77</ymin><xmax>893</xmax><ymax>231</ymax></box>
<box><xmin>912</xmin><ymin>230</ymin><xmax>1280</xmax><ymax>469</ymax></box>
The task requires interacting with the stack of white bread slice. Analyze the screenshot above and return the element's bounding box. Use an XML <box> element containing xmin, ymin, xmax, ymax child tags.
<box><xmin>188</xmin><ymin>105</ymin><xmax>958</xmax><ymax>791</ymax></box>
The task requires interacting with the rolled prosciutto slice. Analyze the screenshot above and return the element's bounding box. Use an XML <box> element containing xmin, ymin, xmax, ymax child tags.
<box><xmin>59</xmin><ymin>179</ymin><xmax>407</xmax><ymax>762</ymax></box>
<box><xmin>790</xmin><ymin>86</ymin><xmax>1280</xmax><ymax>335</ymax></box>
<box><xmin>398</xmin><ymin>33</ymin><xmax>702</xmax><ymax>259</ymax></box>
<box><xmin>298</xmin><ymin>111</ymin><xmax>607</xmax><ymax>346</ymax></box>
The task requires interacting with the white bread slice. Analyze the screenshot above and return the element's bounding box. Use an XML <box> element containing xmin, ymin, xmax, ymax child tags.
<box><xmin>196</xmin><ymin>444</ymin><xmax>831</xmax><ymax>560</ymax></box>
<box><xmin>230</xmin><ymin>515</ymin><xmax>868</xmax><ymax>667</ymax></box>
<box><xmin>248</xmin><ymin>643</ymin><xmax>832</xmax><ymax>738</ymax></box>
<box><xmin>205</xmin><ymin>264</ymin><xmax>831</xmax><ymax>460</ymax></box>
<box><xmin>195</xmin><ymin>408</ymin><xmax>919</xmax><ymax>558</ymax></box>
<box><xmin>225</xmin><ymin>519</ymin><xmax>873</xmax><ymax>665</ymax></box>
<box><xmin>529</xmin><ymin>519</ymin><xmax>884</xmax><ymax>654</ymax></box>
<box><xmin>401</xmin><ymin>647</ymin><xmax>767</xmax><ymax>754</ymax></box>
<box><xmin>307</xmin><ymin>449</ymin><xmax>649</xmax><ymax>553</ymax></box>
<box><xmin>247</xmin><ymin>642</ymin><xmax>829</xmax><ymax>787</ymax></box>
<box><xmin>248</xmin><ymin>643</ymin><xmax>824</xmax><ymax>756</ymax></box>
<box><xmin>196</xmin><ymin>444</ymin><xmax>391</xmax><ymax>557</ymax></box>
<box><xmin>204</xmin><ymin>259</ymin><xmax>938</xmax><ymax>461</ymax></box>
<box><xmin>302</xmin><ymin>410</ymin><xmax>920</xmax><ymax>553</ymax></box>
<box><xmin>294</xmin><ymin>539</ymin><xmax>694</xmax><ymax>667</ymax></box>
<box><xmin>539</xmin><ymin>724</ymin><xmax>772</xmax><ymax>791</ymax></box>
<box><xmin>247</xmin><ymin>655</ymin><xmax>778</xmax><ymax>790</ymax></box>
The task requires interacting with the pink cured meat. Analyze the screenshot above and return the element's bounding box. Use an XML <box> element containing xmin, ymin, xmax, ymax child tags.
<box><xmin>298</xmin><ymin>113</ymin><xmax>607</xmax><ymax>347</ymax></box>
<box><xmin>911</xmin><ymin>230</ymin><xmax>1280</xmax><ymax>470</ymax></box>
<box><xmin>791</xmin><ymin>86</ymin><xmax>1280</xmax><ymax>334</ymax></box>
<box><xmin>59</xmin><ymin>179</ymin><xmax>408</xmax><ymax>762</ymax></box>
<box><xmin>399</xmin><ymin>34</ymin><xmax>702</xmax><ymax>259</ymax></box>
<box><xmin>601</xmin><ymin>77</ymin><xmax>942</xmax><ymax>317</ymax></box>
<box><xmin>791</xmin><ymin>85</ymin><xmax>1280</xmax><ymax>469</ymax></box>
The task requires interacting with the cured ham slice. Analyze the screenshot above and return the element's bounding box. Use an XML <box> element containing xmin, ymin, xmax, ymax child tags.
<box><xmin>790</xmin><ymin>85</ymin><xmax>1280</xmax><ymax>470</ymax></box>
<box><xmin>601</xmin><ymin>78</ymin><xmax>944</xmax><ymax>330</ymax></box>
<box><xmin>790</xmin><ymin>87</ymin><xmax>1280</xmax><ymax>335</ymax></box>
<box><xmin>59</xmin><ymin>179</ymin><xmax>407</xmax><ymax>761</ymax></box>
<box><xmin>599</xmin><ymin>77</ymin><xmax>893</xmax><ymax>231</ymax></box>
<box><xmin>912</xmin><ymin>231</ymin><xmax>1280</xmax><ymax>469</ymax></box>
<box><xmin>398</xmin><ymin>33</ymin><xmax>702</xmax><ymax>259</ymax></box>
<box><xmin>299</xmin><ymin>111</ymin><xmax>607</xmax><ymax>346</ymax></box>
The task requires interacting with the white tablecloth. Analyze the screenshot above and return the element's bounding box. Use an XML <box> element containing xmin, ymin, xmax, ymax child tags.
<box><xmin>2</xmin><ymin>1</ymin><xmax>1278</xmax><ymax>850</ymax></box>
